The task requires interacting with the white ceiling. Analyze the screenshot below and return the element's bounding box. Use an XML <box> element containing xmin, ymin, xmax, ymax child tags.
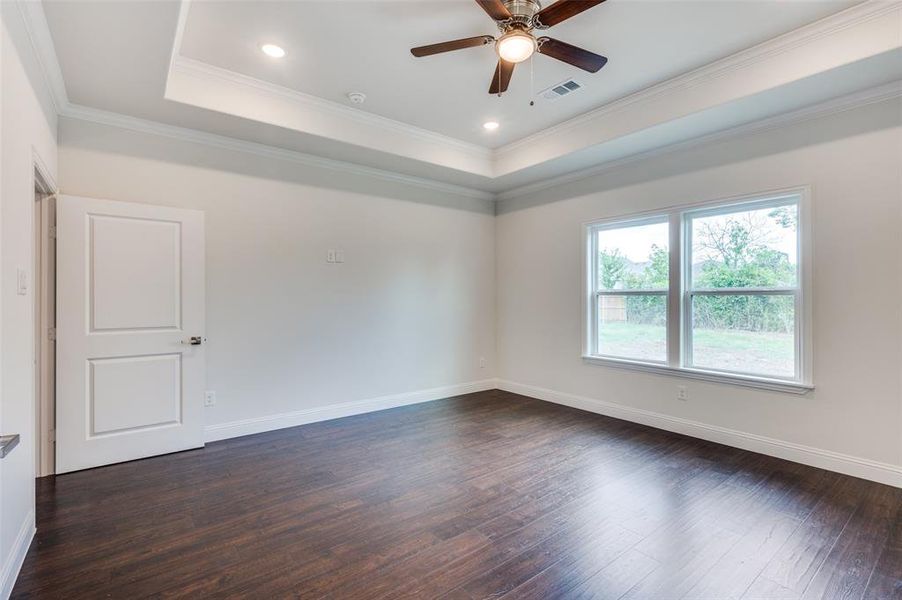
<box><xmin>39</xmin><ymin>0</ymin><xmax>900</xmax><ymax>196</ymax></box>
<box><xmin>177</xmin><ymin>0</ymin><xmax>858</xmax><ymax>148</ymax></box>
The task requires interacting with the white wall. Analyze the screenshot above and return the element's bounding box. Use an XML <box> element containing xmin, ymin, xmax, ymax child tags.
<box><xmin>55</xmin><ymin>97</ymin><xmax>902</xmax><ymax>489</ymax></box>
<box><xmin>496</xmin><ymin>98</ymin><xmax>902</xmax><ymax>484</ymax></box>
<box><xmin>57</xmin><ymin>118</ymin><xmax>496</xmax><ymax>438</ymax></box>
<box><xmin>0</xmin><ymin>2</ymin><xmax>58</xmax><ymax>597</ymax></box>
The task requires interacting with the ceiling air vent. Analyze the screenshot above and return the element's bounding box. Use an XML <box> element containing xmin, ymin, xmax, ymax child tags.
<box><xmin>540</xmin><ymin>79</ymin><xmax>583</xmax><ymax>101</ymax></box>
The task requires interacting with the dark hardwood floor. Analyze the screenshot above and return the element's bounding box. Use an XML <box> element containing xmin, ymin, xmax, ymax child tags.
<box><xmin>13</xmin><ymin>390</ymin><xmax>901</xmax><ymax>599</ymax></box>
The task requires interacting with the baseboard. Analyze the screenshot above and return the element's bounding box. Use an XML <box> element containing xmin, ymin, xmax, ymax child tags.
<box><xmin>204</xmin><ymin>379</ymin><xmax>498</xmax><ymax>443</ymax></box>
<box><xmin>0</xmin><ymin>510</ymin><xmax>35</xmax><ymax>600</ymax></box>
<box><xmin>204</xmin><ymin>378</ymin><xmax>901</xmax><ymax>487</ymax></box>
<box><xmin>497</xmin><ymin>379</ymin><xmax>902</xmax><ymax>488</ymax></box>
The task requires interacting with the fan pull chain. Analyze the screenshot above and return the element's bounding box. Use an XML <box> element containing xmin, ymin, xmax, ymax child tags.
<box><xmin>529</xmin><ymin>54</ymin><xmax>535</xmax><ymax>107</ymax></box>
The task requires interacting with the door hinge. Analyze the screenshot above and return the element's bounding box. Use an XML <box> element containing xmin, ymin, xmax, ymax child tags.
<box><xmin>48</xmin><ymin>429</ymin><xmax>56</xmax><ymax>442</ymax></box>
<box><xmin>47</xmin><ymin>327</ymin><xmax>56</xmax><ymax>341</ymax></box>
<box><xmin>48</xmin><ymin>225</ymin><xmax>57</xmax><ymax>239</ymax></box>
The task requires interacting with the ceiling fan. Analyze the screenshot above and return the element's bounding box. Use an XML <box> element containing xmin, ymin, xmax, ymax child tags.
<box><xmin>410</xmin><ymin>0</ymin><xmax>608</xmax><ymax>95</ymax></box>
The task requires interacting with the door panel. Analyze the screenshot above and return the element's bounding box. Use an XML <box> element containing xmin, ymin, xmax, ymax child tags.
<box><xmin>90</xmin><ymin>215</ymin><xmax>181</xmax><ymax>331</ymax></box>
<box><xmin>57</xmin><ymin>195</ymin><xmax>205</xmax><ymax>473</ymax></box>
<box><xmin>89</xmin><ymin>354</ymin><xmax>182</xmax><ymax>436</ymax></box>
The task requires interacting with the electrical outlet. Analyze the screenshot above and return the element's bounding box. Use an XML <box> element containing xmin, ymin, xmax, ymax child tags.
<box><xmin>327</xmin><ymin>250</ymin><xmax>336</xmax><ymax>263</ymax></box>
<box><xmin>327</xmin><ymin>250</ymin><xmax>345</xmax><ymax>264</ymax></box>
<box><xmin>676</xmin><ymin>386</ymin><xmax>689</xmax><ymax>401</ymax></box>
<box><xmin>204</xmin><ymin>391</ymin><xmax>216</xmax><ymax>407</ymax></box>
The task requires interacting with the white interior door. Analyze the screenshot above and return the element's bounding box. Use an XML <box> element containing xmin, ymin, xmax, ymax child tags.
<box><xmin>56</xmin><ymin>195</ymin><xmax>205</xmax><ymax>473</ymax></box>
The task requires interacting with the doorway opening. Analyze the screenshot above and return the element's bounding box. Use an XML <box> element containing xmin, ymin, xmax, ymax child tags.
<box><xmin>34</xmin><ymin>166</ymin><xmax>56</xmax><ymax>477</ymax></box>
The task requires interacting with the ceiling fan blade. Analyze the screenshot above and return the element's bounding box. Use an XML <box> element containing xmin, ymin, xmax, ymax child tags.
<box><xmin>489</xmin><ymin>59</ymin><xmax>515</xmax><ymax>94</ymax></box>
<box><xmin>411</xmin><ymin>36</ymin><xmax>493</xmax><ymax>57</ymax></box>
<box><xmin>476</xmin><ymin>0</ymin><xmax>512</xmax><ymax>21</ymax></box>
<box><xmin>537</xmin><ymin>37</ymin><xmax>607</xmax><ymax>72</ymax></box>
<box><xmin>534</xmin><ymin>0</ymin><xmax>606</xmax><ymax>28</ymax></box>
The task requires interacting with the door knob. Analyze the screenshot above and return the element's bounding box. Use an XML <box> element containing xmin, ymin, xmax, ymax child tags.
<box><xmin>184</xmin><ymin>336</ymin><xmax>206</xmax><ymax>346</ymax></box>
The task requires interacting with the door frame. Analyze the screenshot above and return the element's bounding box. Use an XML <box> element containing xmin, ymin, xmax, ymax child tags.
<box><xmin>33</xmin><ymin>154</ymin><xmax>57</xmax><ymax>477</ymax></box>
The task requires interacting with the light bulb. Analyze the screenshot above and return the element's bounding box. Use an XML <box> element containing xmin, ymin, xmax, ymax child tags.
<box><xmin>496</xmin><ymin>31</ymin><xmax>536</xmax><ymax>64</ymax></box>
<box><xmin>261</xmin><ymin>44</ymin><xmax>286</xmax><ymax>58</ymax></box>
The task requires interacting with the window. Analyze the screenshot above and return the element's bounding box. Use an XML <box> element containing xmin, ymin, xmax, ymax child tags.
<box><xmin>589</xmin><ymin>218</ymin><xmax>670</xmax><ymax>363</ymax></box>
<box><xmin>584</xmin><ymin>191</ymin><xmax>811</xmax><ymax>392</ymax></box>
<box><xmin>685</xmin><ymin>199</ymin><xmax>800</xmax><ymax>380</ymax></box>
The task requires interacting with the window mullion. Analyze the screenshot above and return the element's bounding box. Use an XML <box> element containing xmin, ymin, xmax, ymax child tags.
<box><xmin>667</xmin><ymin>213</ymin><xmax>682</xmax><ymax>369</ymax></box>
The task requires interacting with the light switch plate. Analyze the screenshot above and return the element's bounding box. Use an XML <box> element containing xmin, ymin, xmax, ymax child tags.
<box><xmin>16</xmin><ymin>268</ymin><xmax>27</xmax><ymax>295</ymax></box>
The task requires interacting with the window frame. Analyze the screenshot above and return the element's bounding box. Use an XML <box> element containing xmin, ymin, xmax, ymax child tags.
<box><xmin>587</xmin><ymin>215</ymin><xmax>670</xmax><ymax>365</ymax></box>
<box><xmin>582</xmin><ymin>187</ymin><xmax>813</xmax><ymax>394</ymax></box>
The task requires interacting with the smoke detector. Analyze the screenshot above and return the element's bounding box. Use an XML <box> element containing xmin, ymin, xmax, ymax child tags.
<box><xmin>347</xmin><ymin>92</ymin><xmax>367</xmax><ymax>104</ymax></box>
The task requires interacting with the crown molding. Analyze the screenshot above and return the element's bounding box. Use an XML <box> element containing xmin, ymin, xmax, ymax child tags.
<box><xmin>497</xmin><ymin>79</ymin><xmax>902</xmax><ymax>201</ymax></box>
<box><xmin>168</xmin><ymin>56</ymin><xmax>493</xmax><ymax>161</ymax></box>
<box><xmin>494</xmin><ymin>0</ymin><xmax>902</xmax><ymax>161</ymax></box>
<box><xmin>13</xmin><ymin>0</ymin><xmax>69</xmax><ymax>112</ymax></box>
<box><xmin>59</xmin><ymin>103</ymin><xmax>496</xmax><ymax>201</ymax></box>
<box><xmin>167</xmin><ymin>0</ymin><xmax>192</xmax><ymax>79</ymax></box>
<box><xmin>62</xmin><ymin>77</ymin><xmax>901</xmax><ymax>205</ymax></box>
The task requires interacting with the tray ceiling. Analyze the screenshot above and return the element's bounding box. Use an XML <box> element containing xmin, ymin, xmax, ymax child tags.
<box><xmin>39</xmin><ymin>0</ymin><xmax>902</xmax><ymax>196</ymax></box>
<box><xmin>177</xmin><ymin>0</ymin><xmax>858</xmax><ymax>148</ymax></box>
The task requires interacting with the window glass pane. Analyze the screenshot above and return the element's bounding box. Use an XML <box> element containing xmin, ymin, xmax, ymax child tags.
<box><xmin>596</xmin><ymin>221</ymin><xmax>669</xmax><ymax>291</ymax></box>
<box><xmin>597</xmin><ymin>294</ymin><xmax>666</xmax><ymax>362</ymax></box>
<box><xmin>691</xmin><ymin>294</ymin><xmax>795</xmax><ymax>378</ymax></box>
<box><xmin>690</xmin><ymin>202</ymin><xmax>798</xmax><ymax>289</ymax></box>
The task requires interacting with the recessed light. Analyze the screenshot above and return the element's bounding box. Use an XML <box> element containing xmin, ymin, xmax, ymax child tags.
<box><xmin>260</xmin><ymin>44</ymin><xmax>286</xmax><ymax>59</ymax></box>
<box><xmin>483</xmin><ymin>121</ymin><xmax>500</xmax><ymax>131</ymax></box>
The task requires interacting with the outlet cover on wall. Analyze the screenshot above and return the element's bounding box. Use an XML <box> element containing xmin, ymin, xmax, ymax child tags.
<box><xmin>204</xmin><ymin>391</ymin><xmax>216</xmax><ymax>407</ymax></box>
<box><xmin>676</xmin><ymin>386</ymin><xmax>689</xmax><ymax>401</ymax></box>
<box><xmin>327</xmin><ymin>249</ymin><xmax>345</xmax><ymax>263</ymax></box>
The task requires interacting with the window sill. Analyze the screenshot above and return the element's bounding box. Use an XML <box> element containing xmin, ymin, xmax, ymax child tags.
<box><xmin>581</xmin><ymin>355</ymin><xmax>814</xmax><ymax>394</ymax></box>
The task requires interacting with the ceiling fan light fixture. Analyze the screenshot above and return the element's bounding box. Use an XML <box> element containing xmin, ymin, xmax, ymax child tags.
<box><xmin>408</xmin><ymin>0</ymin><xmax>609</xmax><ymax>95</ymax></box>
<box><xmin>496</xmin><ymin>30</ymin><xmax>536</xmax><ymax>64</ymax></box>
